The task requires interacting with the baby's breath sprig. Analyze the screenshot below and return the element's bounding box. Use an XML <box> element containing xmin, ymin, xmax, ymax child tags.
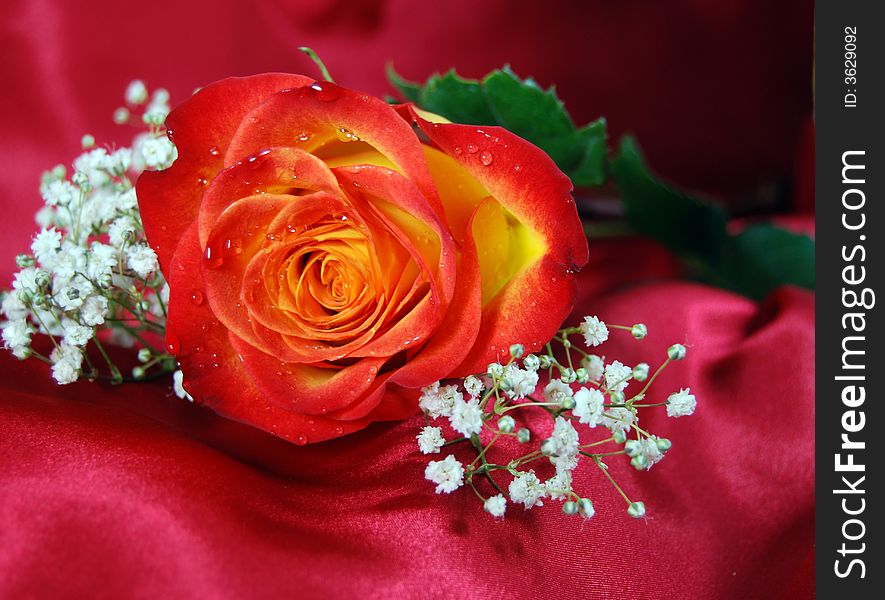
<box><xmin>418</xmin><ymin>316</ymin><xmax>697</xmax><ymax>521</ymax></box>
<box><xmin>1</xmin><ymin>81</ymin><xmax>179</xmax><ymax>386</ymax></box>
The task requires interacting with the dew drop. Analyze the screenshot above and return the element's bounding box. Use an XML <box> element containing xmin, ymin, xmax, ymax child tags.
<box><xmin>197</xmin><ymin>177</ymin><xmax>208</xmax><ymax>187</ymax></box>
<box><xmin>204</xmin><ymin>245</ymin><xmax>223</xmax><ymax>269</ymax></box>
<box><xmin>466</xmin><ymin>144</ymin><xmax>479</xmax><ymax>154</ymax></box>
<box><xmin>454</xmin><ymin>146</ymin><xmax>463</xmax><ymax>155</ymax></box>
<box><xmin>335</xmin><ymin>127</ymin><xmax>359</xmax><ymax>142</ymax></box>
<box><xmin>479</xmin><ymin>151</ymin><xmax>493</xmax><ymax>166</ymax></box>
<box><xmin>295</xmin><ymin>433</ymin><xmax>309</xmax><ymax>445</ymax></box>
<box><xmin>514</xmin><ymin>164</ymin><xmax>522</xmax><ymax>173</ymax></box>
<box><xmin>190</xmin><ymin>290</ymin><xmax>204</xmax><ymax>306</ymax></box>
<box><xmin>335</xmin><ymin>426</ymin><xmax>344</xmax><ymax>435</ymax></box>
<box><xmin>165</xmin><ymin>332</ymin><xmax>181</xmax><ymax>354</ymax></box>
<box><xmin>208</xmin><ymin>146</ymin><xmax>220</xmax><ymax>157</ymax></box>
<box><xmin>297</xmin><ymin>131</ymin><xmax>311</xmax><ymax>142</ymax></box>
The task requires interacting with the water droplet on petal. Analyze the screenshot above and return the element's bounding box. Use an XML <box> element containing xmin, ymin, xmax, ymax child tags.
<box><xmin>165</xmin><ymin>332</ymin><xmax>181</xmax><ymax>354</ymax></box>
<box><xmin>197</xmin><ymin>177</ymin><xmax>208</xmax><ymax>187</ymax></box>
<box><xmin>480</xmin><ymin>151</ymin><xmax>493</xmax><ymax>166</ymax></box>
<box><xmin>190</xmin><ymin>290</ymin><xmax>204</xmax><ymax>306</ymax></box>
<box><xmin>297</xmin><ymin>131</ymin><xmax>311</xmax><ymax>142</ymax></box>
<box><xmin>204</xmin><ymin>245</ymin><xmax>223</xmax><ymax>269</ymax></box>
<box><xmin>514</xmin><ymin>164</ymin><xmax>522</xmax><ymax>173</ymax></box>
<box><xmin>208</xmin><ymin>146</ymin><xmax>220</xmax><ymax>157</ymax></box>
<box><xmin>295</xmin><ymin>433</ymin><xmax>309</xmax><ymax>445</ymax></box>
<box><xmin>466</xmin><ymin>144</ymin><xmax>479</xmax><ymax>154</ymax></box>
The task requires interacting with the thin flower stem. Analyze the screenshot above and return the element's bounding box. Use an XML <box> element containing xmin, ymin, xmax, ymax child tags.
<box><xmin>91</xmin><ymin>336</ymin><xmax>122</xmax><ymax>384</ymax></box>
<box><xmin>594</xmin><ymin>456</ymin><xmax>632</xmax><ymax>506</ymax></box>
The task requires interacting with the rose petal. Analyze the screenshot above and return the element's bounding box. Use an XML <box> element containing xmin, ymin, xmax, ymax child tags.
<box><xmin>165</xmin><ymin>222</ymin><xmax>374</xmax><ymax>444</ymax></box>
<box><xmin>137</xmin><ymin>73</ymin><xmax>312</xmax><ymax>273</ymax></box>
<box><xmin>223</xmin><ymin>83</ymin><xmax>445</xmax><ymax>219</ymax></box>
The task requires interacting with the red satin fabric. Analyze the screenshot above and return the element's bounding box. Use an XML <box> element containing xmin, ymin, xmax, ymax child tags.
<box><xmin>0</xmin><ymin>1</ymin><xmax>813</xmax><ymax>597</ymax></box>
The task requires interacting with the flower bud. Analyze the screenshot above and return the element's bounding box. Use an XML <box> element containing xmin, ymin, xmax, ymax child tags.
<box><xmin>540</xmin><ymin>438</ymin><xmax>556</xmax><ymax>456</ymax></box>
<box><xmin>631</xmin><ymin>323</ymin><xmax>648</xmax><ymax>339</ymax></box>
<box><xmin>578</xmin><ymin>498</ymin><xmax>595</xmax><ymax>519</ymax></box>
<box><xmin>131</xmin><ymin>366</ymin><xmax>146</xmax><ymax>380</ymax></box>
<box><xmin>34</xmin><ymin>270</ymin><xmax>51</xmax><ymax>289</ymax></box>
<box><xmin>523</xmin><ymin>354</ymin><xmax>540</xmax><ymax>371</ymax></box>
<box><xmin>562</xmin><ymin>501</ymin><xmax>578</xmax><ymax>516</ymax></box>
<box><xmin>627</xmin><ymin>501</ymin><xmax>646</xmax><ymax>518</ymax></box>
<box><xmin>630</xmin><ymin>454</ymin><xmax>649</xmax><ymax>470</ymax></box>
<box><xmin>632</xmin><ymin>362</ymin><xmax>650</xmax><ymax>381</ymax></box>
<box><xmin>655</xmin><ymin>437</ymin><xmax>672</xmax><ymax>452</ymax></box>
<box><xmin>509</xmin><ymin>343</ymin><xmax>525</xmax><ymax>359</ymax></box>
<box><xmin>487</xmin><ymin>362</ymin><xmax>504</xmax><ymax>378</ymax></box>
<box><xmin>667</xmin><ymin>344</ymin><xmax>687</xmax><ymax>360</ymax></box>
<box><xmin>561</xmin><ymin>396</ymin><xmax>576</xmax><ymax>410</ymax></box>
<box><xmin>608</xmin><ymin>390</ymin><xmax>625</xmax><ymax>404</ymax></box>
<box><xmin>613</xmin><ymin>430</ymin><xmax>627</xmax><ymax>444</ymax></box>
<box><xmin>624</xmin><ymin>439</ymin><xmax>641</xmax><ymax>457</ymax></box>
<box><xmin>516</xmin><ymin>428</ymin><xmax>531</xmax><ymax>443</ymax></box>
<box><xmin>72</xmin><ymin>171</ymin><xmax>91</xmax><ymax>191</ymax></box>
<box><xmin>113</xmin><ymin>107</ymin><xmax>131</xmax><ymax>125</ymax></box>
<box><xmin>538</xmin><ymin>355</ymin><xmax>554</xmax><ymax>369</ymax></box>
<box><xmin>81</xmin><ymin>134</ymin><xmax>95</xmax><ymax>149</ymax></box>
<box><xmin>575</xmin><ymin>367</ymin><xmax>589</xmax><ymax>384</ymax></box>
<box><xmin>137</xmin><ymin>348</ymin><xmax>152</xmax><ymax>363</ymax></box>
<box><xmin>497</xmin><ymin>415</ymin><xmax>516</xmax><ymax>434</ymax></box>
<box><xmin>15</xmin><ymin>254</ymin><xmax>35</xmax><ymax>268</ymax></box>
<box><xmin>560</xmin><ymin>368</ymin><xmax>576</xmax><ymax>383</ymax></box>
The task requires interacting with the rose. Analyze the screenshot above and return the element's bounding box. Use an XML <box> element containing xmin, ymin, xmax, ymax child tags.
<box><xmin>137</xmin><ymin>73</ymin><xmax>588</xmax><ymax>444</ymax></box>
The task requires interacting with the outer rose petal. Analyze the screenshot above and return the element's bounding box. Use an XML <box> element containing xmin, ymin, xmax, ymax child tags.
<box><xmin>222</xmin><ymin>82</ymin><xmax>445</xmax><ymax>219</ymax></box>
<box><xmin>407</xmin><ymin>108</ymin><xmax>589</xmax><ymax>372</ymax></box>
<box><xmin>137</xmin><ymin>73</ymin><xmax>312</xmax><ymax>273</ymax></box>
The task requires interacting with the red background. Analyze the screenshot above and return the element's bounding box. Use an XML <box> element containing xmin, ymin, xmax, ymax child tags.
<box><xmin>0</xmin><ymin>1</ymin><xmax>814</xmax><ymax>598</ymax></box>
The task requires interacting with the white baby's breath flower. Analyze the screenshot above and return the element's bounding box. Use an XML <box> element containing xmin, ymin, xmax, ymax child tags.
<box><xmin>31</xmin><ymin>228</ymin><xmax>62</xmax><ymax>269</ymax></box>
<box><xmin>87</xmin><ymin>242</ymin><xmax>118</xmax><ymax>280</ymax></box>
<box><xmin>463</xmin><ymin>374</ymin><xmax>483</xmax><ymax>398</ymax></box>
<box><xmin>602</xmin><ymin>407</ymin><xmax>636</xmax><ymax>436</ymax></box>
<box><xmin>139</xmin><ymin>136</ymin><xmax>176</xmax><ymax>170</ymax></box>
<box><xmin>508</xmin><ymin>470</ymin><xmax>546</xmax><ymax>509</ymax></box>
<box><xmin>172</xmin><ymin>369</ymin><xmax>193</xmax><ymax>401</ymax></box>
<box><xmin>580</xmin><ymin>315</ymin><xmax>609</xmax><ymax>347</ymax></box>
<box><xmin>543</xmin><ymin>379</ymin><xmax>573</xmax><ymax>405</ymax></box>
<box><xmin>125</xmin><ymin>80</ymin><xmax>149</xmax><ymax>105</ymax></box>
<box><xmin>425</xmin><ymin>455</ymin><xmax>464</xmax><ymax>494</ymax></box>
<box><xmin>2</xmin><ymin>292</ymin><xmax>28</xmax><ymax>320</ymax></box>
<box><xmin>12</xmin><ymin>267</ymin><xmax>41</xmax><ymax>297</ymax></box>
<box><xmin>582</xmin><ymin>354</ymin><xmax>605</xmax><ymax>381</ymax></box>
<box><xmin>417</xmin><ymin>426</ymin><xmax>445</xmax><ymax>454</ymax></box>
<box><xmin>50</xmin><ymin>342</ymin><xmax>84</xmax><ymax>385</ymax></box>
<box><xmin>418</xmin><ymin>382</ymin><xmax>460</xmax><ymax>419</ymax></box>
<box><xmin>108</xmin><ymin>216</ymin><xmax>136</xmax><ymax>247</ymax></box>
<box><xmin>2</xmin><ymin>319</ymin><xmax>33</xmax><ymax>358</ymax></box>
<box><xmin>126</xmin><ymin>244</ymin><xmax>159</xmax><ymax>278</ymax></box>
<box><xmin>116</xmin><ymin>187</ymin><xmax>138</xmax><ymax>211</ymax></box>
<box><xmin>604</xmin><ymin>360</ymin><xmax>632</xmax><ymax>392</ymax></box>
<box><xmin>483</xmin><ymin>494</ymin><xmax>507</xmax><ymax>518</ymax></box>
<box><xmin>545</xmin><ymin>472</ymin><xmax>572</xmax><ymax>501</ymax></box>
<box><xmin>573</xmin><ymin>386</ymin><xmax>605</xmax><ymax>427</ymax></box>
<box><xmin>80</xmin><ymin>294</ymin><xmax>109</xmax><ymax>326</ymax></box>
<box><xmin>502</xmin><ymin>363</ymin><xmax>538</xmax><ymax>399</ymax></box>
<box><xmin>666</xmin><ymin>388</ymin><xmax>697</xmax><ymax>417</ymax></box>
<box><xmin>449</xmin><ymin>397</ymin><xmax>484</xmax><ymax>437</ymax></box>
<box><xmin>41</xmin><ymin>179</ymin><xmax>77</xmax><ymax>207</ymax></box>
<box><xmin>62</xmin><ymin>320</ymin><xmax>93</xmax><ymax>347</ymax></box>
<box><xmin>53</xmin><ymin>243</ymin><xmax>87</xmax><ymax>281</ymax></box>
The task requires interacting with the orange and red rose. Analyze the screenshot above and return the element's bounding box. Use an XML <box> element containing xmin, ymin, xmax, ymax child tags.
<box><xmin>137</xmin><ymin>73</ymin><xmax>588</xmax><ymax>443</ymax></box>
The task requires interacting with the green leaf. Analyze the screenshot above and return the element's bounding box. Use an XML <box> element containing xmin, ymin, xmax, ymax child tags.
<box><xmin>721</xmin><ymin>224</ymin><xmax>816</xmax><ymax>299</ymax></box>
<box><xmin>387</xmin><ymin>66</ymin><xmax>607</xmax><ymax>187</ymax></box>
<box><xmin>612</xmin><ymin>136</ymin><xmax>815</xmax><ymax>300</ymax></box>
<box><xmin>611</xmin><ymin>137</ymin><xmax>729</xmax><ymax>258</ymax></box>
